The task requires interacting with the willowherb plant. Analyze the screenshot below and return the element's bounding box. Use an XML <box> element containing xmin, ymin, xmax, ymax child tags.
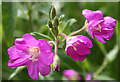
<box><xmin>7</xmin><ymin>6</ymin><xmax>116</xmax><ymax>80</ymax></box>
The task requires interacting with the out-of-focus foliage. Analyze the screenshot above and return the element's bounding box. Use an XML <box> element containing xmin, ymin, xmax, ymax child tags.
<box><xmin>2</xmin><ymin>2</ymin><xmax>119</xmax><ymax>80</ymax></box>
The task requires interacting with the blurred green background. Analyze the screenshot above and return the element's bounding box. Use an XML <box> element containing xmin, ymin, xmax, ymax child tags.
<box><xmin>2</xmin><ymin>2</ymin><xmax>119</xmax><ymax>80</ymax></box>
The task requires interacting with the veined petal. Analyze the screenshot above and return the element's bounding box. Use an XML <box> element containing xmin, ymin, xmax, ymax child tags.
<box><xmin>102</xmin><ymin>28</ymin><xmax>114</xmax><ymax>40</ymax></box>
<box><xmin>38</xmin><ymin>63</ymin><xmax>51</xmax><ymax>76</ymax></box>
<box><xmin>82</xmin><ymin>9</ymin><xmax>103</xmax><ymax>22</ymax></box>
<box><xmin>15</xmin><ymin>38</ymin><xmax>28</xmax><ymax>51</ymax></box>
<box><xmin>8</xmin><ymin>55</ymin><xmax>29</xmax><ymax>68</ymax></box>
<box><xmin>38</xmin><ymin>39</ymin><xmax>52</xmax><ymax>52</ymax></box>
<box><xmin>77</xmin><ymin>55</ymin><xmax>87</xmax><ymax>61</ymax></box>
<box><xmin>8</xmin><ymin>46</ymin><xmax>20</xmax><ymax>60</ymax></box>
<box><xmin>95</xmin><ymin>35</ymin><xmax>106</xmax><ymax>43</ymax></box>
<box><xmin>27</xmin><ymin>61</ymin><xmax>39</xmax><ymax>80</ymax></box>
<box><xmin>23</xmin><ymin>33</ymin><xmax>39</xmax><ymax>47</ymax></box>
<box><xmin>73</xmin><ymin>41</ymin><xmax>91</xmax><ymax>55</ymax></box>
<box><xmin>102</xmin><ymin>16</ymin><xmax>116</xmax><ymax>28</ymax></box>
<box><xmin>40</xmin><ymin>52</ymin><xmax>54</xmax><ymax>65</ymax></box>
<box><xmin>66</xmin><ymin>46</ymin><xmax>87</xmax><ymax>61</ymax></box>
<box><xmin>76</xmin><ymin>35</ymin><xmax>93</xmax><ymax>48</ymax></box>
<box><xmin>66</xmin><ymin>46</ymin><xmax>79</xmax><ymax>61</ymax></box>
<box><xmin>88</xmin><ymin>27</ymin><xmax>94</xmax><ymax>39</ymax></box>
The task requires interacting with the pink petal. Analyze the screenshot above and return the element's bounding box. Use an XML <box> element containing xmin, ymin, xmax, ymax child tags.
<box><xmin>66</xmin><ymin>46</ymin><xmax>79</xmax><ymax>61</ymax></box>
<box><xmin>8</xmin><ymin>46</ymin><xmax>30</xmax><ymax>68</ymax></box>
<box><xmin>8</xmin><ymin>46</ymin><xmax>20</xmax><ymax>60</ymax></box>
<box><xmin>102</xmin><ymin>28</ymin><xmax>114</xmax><ymax>40</ymax></box>
<box><xmin>23</xmin><ymin>33</ymin><xmax>39</xmax><ymax>47</ymax></box>
<box><xmin>95</xmin><ymin>35</ymin><xmax>106</xmax><ymax>43</ymax></box>
<box><xmin>103</xmin><ymin>16</ymin><xmax>116</xmax><ymax>28</ymax></box>
<box><xmin>77</xmin><ymin>55</ymin><xmax>87</xmax><ymax>61</ymax></box>
<box><xmin>66</xmin><ymin>46</ymin><xmax>86</xmax><ymax>61</ymax></box>
<box><xmin>76</xmin><ymin>35</ymin><xmax>93</xmax><ymax>48</ymax></box>
<box><xmin>38</xmin><ymin>63</ymin><xmax>51</xmax><ymax>76</ymax></box>
<box><xmin>27</xmin><ymin>61</ymin><xmax>39</xmax><ymax>80</ymax></box>
<box><xmin>38</xmin><ymin>39</ymin><xmax>52</xmax><ymax>52</ymax></box>
<box><xmin>40</xmin><ymin>52</ymin><xmax>54</xmax><ymax>65</ymax></box>
<box><xmin>8</xmin><ymin>55</ymin><xmax>29</xmax><ymax>68</ymax></box>
<box><xmin>15</xmin><ymin>38</ymin><xmax>28</xmax><ymax>51</ymax></box>
<box><xmin>66</xmin><ymin>37</ymin><xmax>79</xmax><ymax>50</ymax></box>
<box><xmin>73</xmin><ymin>41</ymin><xmax>90</xmax><ymax>55</ymax></box>
<box><xmin>88</xmin><ymin>27</ymin><xmax>94</xmax><ymax>39</ymax></box>
<box><xmin>82</xmin><ymin>9</ymin><xmax>103</xmax><ymax>22</ymax></box>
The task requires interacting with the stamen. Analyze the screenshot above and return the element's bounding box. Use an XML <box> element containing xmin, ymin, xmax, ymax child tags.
<box><xmin>92</xmin><ymin>24</ymin><xmax>102</xmax><ymax>32</ymax></box>
<box><xmin>28</xmin><ymin>47</ymin><xmax>40</xmax><ymax>62</ymax></box>
<box><xmin>98</xmin><ymin>24</ymin><xmax>102</xmax><ymax>32</ymax></box>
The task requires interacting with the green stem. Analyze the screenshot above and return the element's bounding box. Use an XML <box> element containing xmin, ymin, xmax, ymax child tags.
<box><xmin>26</xmin><ymin>3</ymin><xmax>33</xmax><ymax>32</ymax></box>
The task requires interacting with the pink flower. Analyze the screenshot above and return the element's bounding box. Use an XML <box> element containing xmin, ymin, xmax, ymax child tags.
<box><xmin>63</xmin><ymin>70</ymin><xmax>92</xmax><ymax>80</ymax></box>
<box><xmin>86</xmin><ymin>73</ymin><xmax>92</xmax><ymax>80</ymax></box>
<box><xmin>7</xmin><ymin>33</ymin><xmax>54</xmax><ymax>80</ymax></box>
<box><xmin>63</xmin><ymin>69</ymin><xmax>81</xmax><ymax>80</ymax></box>
<box><xmin>82</xmin><ymin>9</ymin><xmax>116</xmax><ymax>43</ymax></box>
<box><xmin>66</xmin><ymin>35</ymin><xmax>93</xmax><ymax>61</ymax></box>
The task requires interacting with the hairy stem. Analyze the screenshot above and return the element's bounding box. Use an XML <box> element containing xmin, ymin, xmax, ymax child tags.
<box><xmin>62</xmin><ymin>23</ymin><xmax>88</xmax><ymax>42</ymax></box>
<box><xmin>68</xmin><ymin>26</ymin><xmax>85</xmax><ymax>37</ymax></box>
<box><xmin>55</xmin><ymin>36</ymin><xmax>58</xmax><ymax>56</ymax></box>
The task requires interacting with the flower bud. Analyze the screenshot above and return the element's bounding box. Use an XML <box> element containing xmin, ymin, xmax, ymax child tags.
<box><xmin>53</xmin><ymin>16</ymin><xmax>59</xmax><ymax>27</ymax></box>
<box><xmin>47</xmin><ymin>19</ymin><xmax>53</xmax><ymax>28</ymax></box>
<box><xmin>53</xmin><ymin>55</ymin><xmax>60</xmax><ymax>71</ymax></box>
<box><xmin>51</xmin><ymin>6</ymin><xmax>56</xmax><ymax>19</ymax></box>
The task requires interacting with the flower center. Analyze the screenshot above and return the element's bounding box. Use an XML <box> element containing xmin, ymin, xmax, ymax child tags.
<box><xmin>28</xmin><ymin>46</ymin><xmax>40</xmax><ymax>62</ymax></box>
<box><xmin>92</xmin><ymin>24</ymin><xmax>102</xmax><ymax>32</ymax></box>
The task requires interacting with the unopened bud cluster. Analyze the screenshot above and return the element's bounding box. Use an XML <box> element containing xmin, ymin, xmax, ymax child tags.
<box><xmin>47</xmin><ymin>6</ymin><xmax>59</xmax><ymax>37</ymax></box>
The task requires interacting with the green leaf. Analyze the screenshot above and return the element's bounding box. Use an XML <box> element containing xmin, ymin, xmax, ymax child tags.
<box><xmin>2</xmin><ymin>2</ymin><xmax>17</xmax><ymax>46</ymax></box>
<box><xmin>58</xmin><ymin>14</ymin><xmax>65</xmax><ymax>33</ymax></box>
<box><xmin>105</xmin><ymin>44</ymin><xmax>118</xmax><ymax>63</ymax></box>
<box><xmin>30</xmin><ymin>32</ymin><xmax>53</xmax><ymax>41</ymax></box>
<box><xmin>61</xmin><ymin>18</ymin><xmax>77</xmax><ymax>35</ymax></box>
<box><xmin>94</xmin><ymin>75</ymin><xmax>115</xmax><ymax>80</ymax></box>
